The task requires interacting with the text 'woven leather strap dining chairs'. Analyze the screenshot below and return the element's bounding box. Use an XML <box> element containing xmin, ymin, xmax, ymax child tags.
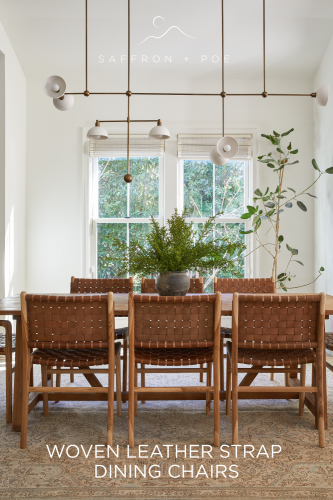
<box><xmin>226</xmin><ymin>292</ymin><xmax>326</xmax><ymax>448</ymax></box>
<box><xmin>128</xmin><ymin>292</ymin><xmax>221</xmax><ymax>448</ymax></box>
<box><xmin>0</xmin><ymin>320</ymin><xmax>14</xmax><ymax>423</ymax></box>
<box><xmin>213</xmin><ymin>277</ymin><xmax>276</xmax><ymax>390</ymax></box>
<box><xmin>20</xmin><ymin>292</ymin><xmax>121</xmax><ymax>449</ymax></box>
<box><xmin>71</xmin><ymin>277</ymin><xmax>133</xmax><ymax>393</ymax></box>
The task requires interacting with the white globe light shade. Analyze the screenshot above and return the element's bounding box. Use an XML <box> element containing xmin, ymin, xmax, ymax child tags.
<box><xmin>216</xmin><ymin>136</ymin><xmax>239</xmax><ymax>159</ymax></box>
<box><xmin>209</xmin><ymin>146</ymin><xmax>229</xmax><ymax>166</ymax></box>
<box><xmin>43</xmin><ymin>75</ymin><xmax>66</xmax><ymax>98</ymax></box>
<box><xmin>316</xmin><ymin>83</ymin><xmax>329</xmax><ymax>107</ymax></box>
<box><xmin>149</xmin><ymin>124</ymin><xmax>170</xmax><ymax>139</ymax></box>
<box><xmin>53</xmin><ymin>94</ymin><xmax>74</xmax><ymax>111</ymax></box>
<box><xmin>87</xmin><ymin>122</ymin><xmax>108</xmax><ymax>140</ymax></box>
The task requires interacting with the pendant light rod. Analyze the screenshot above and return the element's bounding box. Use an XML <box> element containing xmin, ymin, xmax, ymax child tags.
<box><xmin>222</xmin><ymin>0</ymin><xmax>225</xmax><ymax>137</ymax></box>
<box><xmin>85</xmin><ymin>0</ymin><xmax>88</xmax><ymax>92</ymax></box>
<box><xmin>126</xmin><ymin>0</ymin><xmax>131</xmax><ymax>179</ymax></box>
<box><xmin>66</xmin><ymin>91</ymin><xmax>317</xmax><ymax>98</ymax></box>
<box><xmin>263</xmin><ymin>0</ymin><xmax>266</xmax><ymax>94</ymax></box>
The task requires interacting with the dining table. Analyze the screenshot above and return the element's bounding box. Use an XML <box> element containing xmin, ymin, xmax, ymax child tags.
<box><xmin>1</xmin><ymin>292</ymin><xmax>332</xmax><ymax>433</ymax></box>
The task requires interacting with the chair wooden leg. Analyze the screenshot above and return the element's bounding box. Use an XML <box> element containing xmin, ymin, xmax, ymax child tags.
<box><xmin>116</xmin><ymin>355</ymin><xmax>122</xmax><ymax>417</ymax></box>
<box><xmin>41</xmin><ymin>365</ymin><xmax>49</xmax><ymax>416</ymax></box>
<box><xmin>270</xmin><ymin>373</ymin><xmax>274</xmax><ymax>381</ymax></box>
<box><xmin>29</xmin><ymin>349</ymin><xmax>34</xmax><ymax>387</ymax></box>
<box><xmin>141</xmin><ymin>364</ymin><xmax>146</xmax><ymax>404</ymax></box>
<box><xmin>285</xmin><ymin>370</ymin><xmax>290</xmax><ymax>386</ymax></box>
<box><xmin>313</xmin><ymin>363</ymin><xmax>318</xmax><ymax>428</ymax></box>
<box><xmin>123</xmin><ymin>337</ymin><xmax>128</xmax><ymax>393</ymax></box>
<box><xmin>214</xmin><ymin>346</ymin><xmax>220</xmax><ymax>447</ymax></box>
<box><xmin>206</xmin><ymin>362</ymin><xmax>212</xmax><ymax>415</ymax></box>
<box><xmin>220</xmin><ymin>336</ymin><xmax>225</xmax><ymax>391</ymax></box>
<box><xmin>134</xmin><ymin>364</ymin><xmax>138</xmax><ymax>416</ymax></box>
<box><xmin>129</xmin><ymin>352</ymin><xmax>134</xmax><ymax>448</ymax></box>
<box><xmin>232</xmin><ymin>359</ymin><xmax>238</xmax><ymax>445</ymax></box>
<box><xmin>316</xmin><ymin>345</ymin><xmax>325</xmax><ymax>448</ymax></box>
<box><xmin>70</xmin><ymin>373</ymin><xmax>74</xmax><ymax>383</ymax></box>
<box><xmin>199</xmin><ymin>364</ymin><xmax>203</xmax><ymax>383</ymax></box>
<box><xmin>20</xmin><ymin>350</ymin><xmax>31</xmax><ymax>449</ymax></box>
<box><xmin>55</xmin><ymin>373</ymin><xmax>61</xmax><ymax>403</ymax></box>
<box><xmin>299</xmin><ymin>364</ymin><xmax>306</xmax><ymax>416</ymax></box>
<box><xmin>226</xmin><ymin>355</ymin><xmax>231</xmax><ymax>415</ymax></box>
<box><xmin>107</xmin><ymin>357</ymin><xmax>115</xmax><ymax>447</ymax></box>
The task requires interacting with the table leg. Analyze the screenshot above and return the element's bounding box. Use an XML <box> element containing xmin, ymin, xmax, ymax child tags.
<box><xmin>12</xmin><ymin>316</ymin><xmax>22</xmax><ymax>432</ymax></box>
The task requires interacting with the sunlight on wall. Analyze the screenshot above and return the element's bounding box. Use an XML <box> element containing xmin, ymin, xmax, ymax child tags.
<box><xmin>5</xmin><ymin>207</ymin><xmax>14</xmax><ymax>297</ymax></box>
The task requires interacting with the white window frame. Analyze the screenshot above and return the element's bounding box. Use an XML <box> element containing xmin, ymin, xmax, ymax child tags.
<box><xmin>89</xmin><ymin>155</ymin><xmax>164</xmax><ymax>279</ymax></box>
<box><xmin>178</xmin><ymin>158</ymin><xmax>253</xmax><ymax>281</ymax></box>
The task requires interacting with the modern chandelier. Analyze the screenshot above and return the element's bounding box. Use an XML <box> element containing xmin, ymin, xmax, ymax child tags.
<box><xmin>43</xmin><ymin>0</ymin><xmax>329</xmax><ymax>183</ymax></box>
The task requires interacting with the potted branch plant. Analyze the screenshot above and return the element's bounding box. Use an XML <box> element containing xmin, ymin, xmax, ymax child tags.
<box><xmin>109</xmin><ymin>209</ymin><xmax>246</xmax><ymax>295</ymax></box>
<box><xmin>240</xmin><ymin>128</ymin><xmax>333</xmax><ymax>290</ymax></box>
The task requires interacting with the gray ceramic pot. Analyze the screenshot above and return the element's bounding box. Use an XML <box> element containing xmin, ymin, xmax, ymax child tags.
<box><xmin>156</xmin><ymin>271</ymin><xmax>190</xmax><ymax>296</ymax></box>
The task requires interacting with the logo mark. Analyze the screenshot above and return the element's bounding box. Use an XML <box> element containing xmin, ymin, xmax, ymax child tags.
<box><xmin>137</xmin><ymin>16</ymin><xmax>195</xmax><ymax>45</ymax></box>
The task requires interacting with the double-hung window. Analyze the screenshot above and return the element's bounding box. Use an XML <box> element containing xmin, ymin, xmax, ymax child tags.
<box><xmin>89</xmin><ymin>136</ymin><xmax>164</xmax><ymax>290</ymax></box>
<box><xmin>178</xmin><ymin>134</ymin><xmax>252</xmax><ymax>292</ymax></box>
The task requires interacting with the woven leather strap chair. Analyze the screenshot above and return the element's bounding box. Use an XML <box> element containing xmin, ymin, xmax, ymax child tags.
<box><xmin>213</xmin><ymin>277</ymin><xmax>276</xmax><ymax>390</ymax></box>
<box><xmin>128</xmin><ymin>292</ymin><xmax>221</xmax><ymax>448</ymax></box>
<box><xmin>140</xmin><ymin>276</ymin><xmax>205</xmax><ymax>392</ymax></box>
<box><xmin>20</xmin><ymin>292</ymin><xmax>121</xmax><ymax>449</ymax></box>
<box><xmin>70</xmin><ymin>276</ymin><xmax>133</xmax><ymax>393</ymax></box>
<box><xmin>226</xmin><ymin>293</ymin><xmax>326</xmax><ymax>447</ymax></box>
<box><xmin>0</xmin><ymin>320</ymin><xmax>14</xmax><ymax>423</ymax></box>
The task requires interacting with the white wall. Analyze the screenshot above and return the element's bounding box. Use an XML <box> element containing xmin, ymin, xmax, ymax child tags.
<box><xmin>26</xmin><ymin>76</ymin><xmax>316</xmax><ymax>293</ymax></box>
<box><xmin>314</xmin><ymin>34</ymin><xmax>333</xmax><ymax>330</ymax></box>
<box><xmin>0</xmin><ymin>20</ymin><xmax>26</xmax><ymax>298</ymax></box>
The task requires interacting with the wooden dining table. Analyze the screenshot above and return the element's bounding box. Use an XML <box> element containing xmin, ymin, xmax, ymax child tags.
<box><xmin>1</xmin><ymin>292</ymin><xmax>332</xmax><ymax>433</ymax></box>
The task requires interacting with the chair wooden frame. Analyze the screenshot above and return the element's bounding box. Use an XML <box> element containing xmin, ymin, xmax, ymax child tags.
<box><xmin>20</xmin><ymin>292</ymin><xmax>121</xmax><ymax>449</ymax></box>
<box><xmin>70</xmin><ymin>276</ymin><xmax>133</xmax><ymax>394</ymax></box>
<box><xmin>213</xmin><ymin>277</ymin><xmax>277</xmax><ymax>391</ymax></box>
<box><xmin>128</xmin><ymin>292</ymin><xmax>221</xmax><ymax>448</ymax></box>
<box><xmin>0</xmin><ymin>320</ymin><xmax>14</xmax><ymax>423</ymax></box>
<box><xmin>226</xmin><ymin>292</ymin><xmax>326</xmax><ymax>448</ymax></box>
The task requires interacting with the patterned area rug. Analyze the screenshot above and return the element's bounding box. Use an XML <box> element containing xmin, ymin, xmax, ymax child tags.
<box><xmin>0</xmin><ymin>354</ymin><xmax>333</xmax><ymax>500</ymax></box>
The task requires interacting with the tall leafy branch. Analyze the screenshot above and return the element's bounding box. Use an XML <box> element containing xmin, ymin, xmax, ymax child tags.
<box><xmin>240</xmin><ymin>129</ymin><xmax>332</xmax><ymax>291</ymax></box>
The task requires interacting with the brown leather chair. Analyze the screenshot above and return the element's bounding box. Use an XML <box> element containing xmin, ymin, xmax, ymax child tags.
<box><xmin>128</xmin><ymin>293</ymin><xmax>221</xmax><ymax>448</ymax></box>
<box><xmin>213</xmin><ymin>277</ymin><xmax>276</xmax><ymax>390</ymax></box>
<box><xmin>70</xmin><ymin>277</ymin><xmax>133</xmax><ymax>393</ymax></box>
<box><xmin>226</xmin><ymin>292</ymin><xmax>325</xmax><ymax>447</ymax></box>
<box><xmin>0</xmin><ymin>320</ymin><xmax>14</xmax><ymax>423</ymax></box>
<box><xmin>20</xmin><ymin>292</ymin><xmax>121</xmax><ymax>449</ymax></box>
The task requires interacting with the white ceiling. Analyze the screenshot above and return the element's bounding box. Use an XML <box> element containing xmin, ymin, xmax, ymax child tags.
<box><xmin>1</xmin><ymin>0</ymin><xmax>333</xmax><ymax>86</ymax></box>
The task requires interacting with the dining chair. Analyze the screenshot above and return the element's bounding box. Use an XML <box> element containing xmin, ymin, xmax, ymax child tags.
<box><xmin>213</xmin><ymin>277</ymin><xmax>276</xmax><ymax>390</ymax></box>
<box><xmin>70</xmin><ymin>277</ymin><xmax>133</xmax><ymax>393</ymax></box>
<box><xmin>128</xmin><ymin>293</ymin><xmax>221</xmax><ymax>448</ymax></box>
<box><xmin>226</xmin><ymin>292</ymin><xmax>326</xmax><ymax>447</ymax></box>
<box><xmin>0</xmin><ymin>320</ymin><xmax>14</xmax><ymax>423</ymax></box>
<box><xmin>20</xmin><ymin>292</ymin><xmax>121</xmax><ymax>449</ymax></box>
<box><xmin>141</xmin><ymin>277</ymin><xmax>205</xmax><ymax>388</ymax></box>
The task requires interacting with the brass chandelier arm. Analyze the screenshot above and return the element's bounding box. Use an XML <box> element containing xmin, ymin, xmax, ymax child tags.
<box><xmin>98</xmin><ymin>119</ymin><xmax>160</xmax><ymax>123</ymax></box>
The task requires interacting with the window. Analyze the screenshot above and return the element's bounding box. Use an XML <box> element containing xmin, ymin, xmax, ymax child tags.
<box><xmin>90</xmin><ymin>156</ymin><xmax>163</xmax><ymax>290</ymax></box>
<box><xmin>180</xmin><ymin>159</ymin><xmax>250</xmax><ymax>292</ymax></box>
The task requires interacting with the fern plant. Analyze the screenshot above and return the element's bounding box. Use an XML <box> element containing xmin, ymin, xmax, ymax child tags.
<box><xmin>109</xmin><ymin>209</ymin><xmax>246</xmax><ymax>277</ymax></box>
